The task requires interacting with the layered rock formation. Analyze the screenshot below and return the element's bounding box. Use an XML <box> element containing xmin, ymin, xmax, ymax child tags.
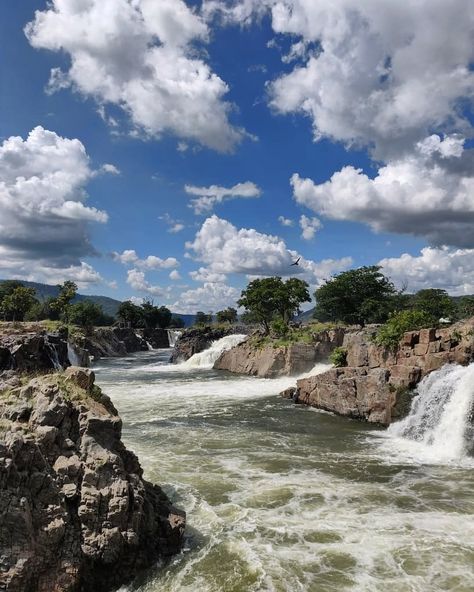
<box><xmin>71</xmin><ymin>327</ymin><xmax>150</xmax><ymax>361</ymax></box>
<box><xmin>214</xmin><ymin>329</ymin><xmax>345</xmax><ymax>378</ymax></box>
<box><xmin>291</xmin><ymin>319</ymin><xmax>474</xmax><ymax>425</ymax></box>
<box><xmin>0</xmin><ymin>329</ymin><xmax>70</xmax><ymax>372</ymax></box>
<box><xmin>0</xmin><ymin>367</ymin><xmax>185</xmax><ymax>592</ymax></box>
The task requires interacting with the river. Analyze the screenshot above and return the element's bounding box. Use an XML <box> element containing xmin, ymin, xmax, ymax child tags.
<box><xmin>94</xmin><ymin>342</ymin><xmax>474</xmax><ymax>592</ymax></box>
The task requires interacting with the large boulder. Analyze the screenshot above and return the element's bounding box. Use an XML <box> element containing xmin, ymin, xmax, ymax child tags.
<box><xmin>0</xmin><ymin>373</ymin><xmax>185</xmax><ymax>592</ymax></box>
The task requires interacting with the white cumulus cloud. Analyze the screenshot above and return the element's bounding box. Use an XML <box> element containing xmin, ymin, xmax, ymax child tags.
<box><xmin>299</xmin><ymin>215</ymin><xmax>322</xmax><ymax>240</ymax></box>
<box><xmin>380</xmin><ymin>247</ymin><xmax>474</xmax><ymax>296</ymax></box>
<box><xmin>113</xmin><ymin>250</ymin><xmax>179</xmax><ymax>269</ymax></box>
<box><xmin>278</xmin><ymin>215</ymin><xmax>294</xmax><ymax>227</ymax></box>
<box><xmin>292</xmin><ymin>135</ymin><xmax>474</xmax><ymax>247</ymax></box>
<box><xmin>126</xmin><ymin>269</ymin><xmax>163</xmax><ymax>296</ymax></box>
<box><xmin>0</xmin><ymin>126</ymin><xmax>108</xmax><ymax>285</ymax></box>
<box><xmin>206</xmin><ymin>0</ymin><xmax>474</xmax><ymax>159</ymax></box>
<box><xmin>172</xmin><ymin>282</ymin><xmax>241</xmax><ymax>314</ymax></box>
<box><xmin>185</xmin><ymin>181</ymin><xmax>261</xmax><ymax>214</ymax></box>
<box><xmin>26</xmin><ymin>0</ymin><xmax>246</xmax><ymax>152</ymax></box>
<box><xmin>186</xmin><ymin>215</ymin><xmax>352</xmax><ymax>288</ymax></box>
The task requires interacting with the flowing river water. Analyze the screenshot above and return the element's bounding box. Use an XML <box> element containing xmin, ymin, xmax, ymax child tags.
<box><xmin>94</xmin><ymin>339</ymin><xmax>474</xmax><ymax>592</ymax></box>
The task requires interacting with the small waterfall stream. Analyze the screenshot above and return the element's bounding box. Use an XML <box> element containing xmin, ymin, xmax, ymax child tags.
<box><xmin>167</xmin><ymin>329</ymin><xmax>182</xmax><ymax>348</ymax></box>
<box><xmin>181</xmin><ymin>334</ymin><xmax>247</xmax><ymax>369</ymax></box>
<box><xmin>387</xmin><ymin>363</ymin><xmax>474</xmax><ymax>462</ymax></box>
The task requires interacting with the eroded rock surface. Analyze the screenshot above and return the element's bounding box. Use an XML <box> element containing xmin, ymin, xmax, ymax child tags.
<box><xmin>0</xmin><ymin>367</ymin><xmax>185</xmax><ymax>592</ymax></box>
<box><xmin>293</xmin><ymin>319</ymin><xmax>474</xmax><ymax>425</ymax></box>
<box><xmin>214</xmin><ymin>329</ymin><xmax>345</xmax><ymax>378</ymax></box>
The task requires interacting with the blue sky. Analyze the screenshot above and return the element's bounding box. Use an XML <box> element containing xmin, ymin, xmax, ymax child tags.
<box><xmin>1</xmin><ymin>1</ymin><xmax>473</xmax><ymax>313</ymax></box>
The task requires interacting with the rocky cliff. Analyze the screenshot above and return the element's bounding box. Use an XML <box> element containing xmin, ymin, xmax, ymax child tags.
<box><xmin>0</xmin><ymin>367</ymin><xmax>185</xmax><ymax>592</ymax></box>
<box><xmin>214</xmin><ymin>329</ymin><xmax>345</xmax><ymax>378</ymax></box>
<box><xmin>290</xmin><ymin>318</ymin><xmax>474</xmax><ymax>425</ymax></box>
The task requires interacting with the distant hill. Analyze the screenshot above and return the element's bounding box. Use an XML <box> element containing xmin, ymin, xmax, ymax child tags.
<box><xmin>296</xmin><ymin>308</ymin><xmax>315</xmax><ymax>323</ymax></box>
<box><xmin>0</xmin><ymin>280</ymin><xmax>196</xmax><ymax>326</ymax></box>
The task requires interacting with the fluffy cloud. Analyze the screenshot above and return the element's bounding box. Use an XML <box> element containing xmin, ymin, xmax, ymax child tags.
<box><xmin>206</xmin><ymin>0</ymin><xmax>474</xmax><ymax>159</ymax></box>
<box><xmin>299</xmin><ymin>215</ymin><xmax>321</xmax><ymax>240</ymax></box>
<box><xmin>292</xmin><ymin>135</ymin><xmax>474</xmax><ymax>247</ymax></box>
<box><xmin>172</xmin><ymin>282</ymin><xmax>241</xmax><ymax>314</ymax></box>
<box><xmin>278</xmin><ymin>216</ymin><xmax>294</xmax><ymax>227</ymax></box>
<box><xmin>380</xmin><ymin>247</ymin><xmax>474</xmax><ymax>296</ymax></box>
<box><xmin>189</xmin><ymin>267</ymin><xmax>228</xmax><ymax>283</ymax></box>
<box><xmin>169</xmin><ymin>269</ymin><xmax>182</xmax><ymax>281</ymax></box>
<box><xmin>185</xmin><ymin>181</ymin><xmax>261</xmax><ymax>214</ymax></box>
<box><xmin>159</xmin><ymin>213</ymin><xmax>185</xmax><ymax>233</ymax></box>
<box><xmin>26</xmin><ymin>0</ymin><xmax>245</xmax><ymax>152</ymax></box>
<box><xmin>0</xmin><ymin>126</ymin><xmax>109</xmax><ymax>285</ymax></box>
<box><xmin>126</xmin><ymin>269</ymin><xmax>162</xmax><ymax>296</ymax></box>
<box><xmin>186</xmin><ymin>215</ymin><xmax>351</xmax><ymax>286</ymax></box>
<box><xmin>113</xmin><ymin>250</ymin><xmax>179</xmax><ymax>269</ymax></box>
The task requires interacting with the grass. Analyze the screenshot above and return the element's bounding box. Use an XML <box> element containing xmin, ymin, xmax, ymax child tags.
<box><xmin>249</xmin><ymin>321</ymin><xmax>342</xmax><ymax>349</ymax></box>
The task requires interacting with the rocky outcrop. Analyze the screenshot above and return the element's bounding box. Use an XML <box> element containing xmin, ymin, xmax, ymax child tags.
<box><xmin>71</xmin><ymin>327</ymin><xmax>149</xmax><ymax>361</ymax></box>
<box><xmin>171</xmin><ymin>325</ymin><xmax>250</xmax><ymax>363</ymax></box>
<box><xmin>292</xmin><ymin>318</ymin><xmax>474</xmax><ymax>425</ymax></box>
<box><xmin>140</xmin><ymin>328</ymin><xmax>170</xmax><ymax>349</ymax></box>
<box><xmin>0</xmin><ymin>331</ymin><xmax>70</xmax><ymax>372</ymax></box>
<box><xmin>214</xmin><ymin>329</ymin><xmax>345</xmax><ymax>378</ymax></box>
<box><xmin>0</xmin><ymin>368</ymin><xmax>185</xmax><ymax>592</ymax></box>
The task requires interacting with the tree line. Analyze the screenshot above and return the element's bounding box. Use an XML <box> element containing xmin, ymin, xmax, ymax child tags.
<box><xmin>0</xmin><ymin>280</ymin><xmax>184</xmax><ymax>330</ymax></box>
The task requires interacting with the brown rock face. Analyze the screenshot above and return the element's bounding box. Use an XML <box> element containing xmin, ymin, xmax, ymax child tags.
<box><xmin>0</xmin><ymin>372</ymin><xmax>185</xmax><ymax>592</ymax></box>
<box><xmin>291</xmin><ymin>318</ymin><xmax>474</xmax><ymax>425</ymax></box>
<box><xmin>214</xmin><ymin>329</ymin><xmax>344</xmax><ymax>378</ymax></box>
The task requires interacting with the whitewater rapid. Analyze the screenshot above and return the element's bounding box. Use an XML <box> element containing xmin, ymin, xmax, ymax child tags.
<box><xmin>96</xmin><ymin>350</ymin><xmax>474</xmax><ymax>592</ymax></box>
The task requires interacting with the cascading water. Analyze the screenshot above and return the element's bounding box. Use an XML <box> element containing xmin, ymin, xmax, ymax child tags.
<box><xmin>181</xmin><ymin>334</ymin><xmax>247</xmax><ymax>369</ymax></box>
<box><xmin>167</xmin><ymin>329</ymin><xmax>182</xmax><ymax>348</ymax></box>
<box><xmin>67</xmin><ymin>342</ymin><xmax>81</xmax><ymax>366</ymax></box>
<box><xmin>44</xmin><ymin>337</ymin><xmax>62</xmax><ymax>370</ymax></box>
<box><xmin>94</xmin><ymin>349</ymin><xmax>474</xmax><ymax>591</ymax></box>
<box><xmin>387</xmin><ymin>363</ymin><xmax>474</xmax><ymax>462</ymax></box>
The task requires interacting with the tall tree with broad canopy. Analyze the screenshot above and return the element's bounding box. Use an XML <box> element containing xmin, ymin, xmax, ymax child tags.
<box><xmin>238</xmin><ymin>277</ymin><xmax>310</xmax><ymax>334</ymax></box>
<box><xmin>412</xmin><ymin>289</ymin><xmax>456</xmax><ymax>322</ymax></box>
<box><xmin>314</xmin><ymin>266</ymin><xmax>397</xmax><ymax>326</ymax></box>
<box><xmin>0</xmin><ymin>286</ymin><xmax>37</xmax><ymax>321</ymax></box>
<box><xmin>51</xmin><ymin>281</ymin><xmax>78</xmax><ymax>324</ymax></box>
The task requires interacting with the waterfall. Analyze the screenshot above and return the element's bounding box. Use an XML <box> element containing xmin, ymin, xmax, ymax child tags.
<box><xmin>146</xmin><ymin>341</ymin><xmax>154</xmax><ymax>351</ymax></box>
<box><xmin>167</xmin><ymin>329</ymin><xmax>182</xmax><ymax>348</ymax></box>
<box><xmin>388</xmin><ymin>363</ymin><xmax>474</xmax><ymax>462</ymax></box>
<box><xmin>181</xmin><ymin>334</ymin><xmax>247</xmax><ymax>370</ymax></box>
<box><xmin>67</xmin><ymin>342</ymin><xmax>81</xmax><ymax>366</ymax></box>
<box><xmin>44</xmin><ymin>337</ymin><xmax>63</xmax><ymax>371</ymax></box>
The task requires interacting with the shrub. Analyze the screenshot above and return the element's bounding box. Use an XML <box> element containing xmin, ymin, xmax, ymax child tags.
<box><xmin>271</xmin><ymin>318</ymin><xmax>289</xmax><ymax>338</ymax></box>
<box><xmin>330</xmin><ymin>347</ymin><xmax>347</xmax><ymax>367</ymax></box>
<box><xmin>373</xmin><ymin>310</ymin><xmax>434</xmax><ymax>350</ymax></box>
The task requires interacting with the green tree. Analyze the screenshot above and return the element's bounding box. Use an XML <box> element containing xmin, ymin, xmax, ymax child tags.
<box><xmin>412</xmin><ymin>289</ymin><xmax>455</xmax><ymax>322</ymax></box>
<box><xmin>51</xmin><ymin>281</ymin><xmax>78</xmax><ymax>323</ymax></box>
<box><xmin>24</xmin><ymin>297</ymin><xmax>59</xmax><ymax>322</ymax></box>
<box><xmin>457</xmin><ymin>296</ymin><xmax>474</xmax><ymax>320</ymax></box>
<box><xmin>314</xmin><ymin>266</ymin><xmax>397</xmax><ymax>326</ymax></box>
<box><xmin>1</xmin><ymin>286</ymin><xmax>37</xmax><ymax>321</ymax></box>
<box><xmin>238</xmin><ymin>277</ymin><xmax>310</xmax><ymax>334</ymax></box>
<box><xmin>216</xmin><ymin>307</ymin><xmax>238</xmax><ymax>324</ymax></box>
<box><xmin>195</xmin><ymin>311</ymin><xmax>212</xmax><ymax>325</ymax></box>
<box><xmin>0</xmin><ymin>280</ymin><xmax>25</xmax><ymax>303</ymax></box>
<box><xmin>69</xmin><ymin>301</ymin><xmax>106</xmax><ymax>329</ymax></box>
<box><xmin>117</xmin><ymin>301</ymin><xmax>143</xmax><ymax>327</ymax></box>
<box><xmin>374</xmin><ymin>309</ymin><xmax>434</xmax><ymax>350</ymax></box>
<box><xmin>140</xmin><ymin>301</ymin><xmax>173</xmax><ymax>329</ymax></box>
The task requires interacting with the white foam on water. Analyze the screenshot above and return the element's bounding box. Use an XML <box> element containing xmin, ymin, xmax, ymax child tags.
<box><xmin>379</xmin><ymin>363</ymin><xmax>474</xmax><ymax>466</ymax></box>
<box><xmin>95</xmin><ymin>352</ymin><xmax>474</xmax><ymax>592</ymax></box>
<box><xmin>181</xmin><ymin>334</ymin><xmax>248</xmax><ymax>369</ymax></box>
